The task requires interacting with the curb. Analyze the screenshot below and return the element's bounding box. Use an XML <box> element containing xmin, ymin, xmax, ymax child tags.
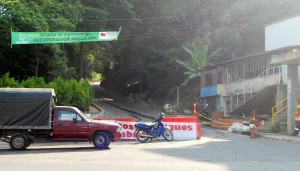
<box><xmin>258</xmin><ymin>132</ymin><xmax>300</xmax><ymax>144</ymax></box>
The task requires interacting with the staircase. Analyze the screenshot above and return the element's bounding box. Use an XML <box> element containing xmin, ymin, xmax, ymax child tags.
<box><xmin>229</xmin><ymin>85</ymin><xmax>277</xmax><ymax>118</ymax></box>
<box><xmin>257</xmin><ymin>111</ymin><xmax>287</xmax><ymax>133</ymax></box>
<box><xmin>226</xmin><ymin>84</ymin><xmax>288</xmax><ymax>133</ymax></box>
<box><xmin>223</xmin><ymin>66</ymin><xmax>282</xmax><ymax>116</ymax></box>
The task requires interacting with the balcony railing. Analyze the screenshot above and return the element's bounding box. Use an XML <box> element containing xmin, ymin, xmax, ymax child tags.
<box><xmin>223</xmin><ymin>66</ymin><xmax>283</xmax><ymax>116</ymax></box>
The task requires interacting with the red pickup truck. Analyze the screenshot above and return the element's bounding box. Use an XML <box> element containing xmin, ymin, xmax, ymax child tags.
<box><xmin>0</xmin><ymin>88</ymin><xmax>122</xmax><ymax>150</ymax></box>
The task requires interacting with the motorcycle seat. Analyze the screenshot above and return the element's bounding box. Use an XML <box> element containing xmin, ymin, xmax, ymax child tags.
<box><xmin>136</xmin><ymin>122</ymin><xmax>155</xmax><ymax>127</ymax></box>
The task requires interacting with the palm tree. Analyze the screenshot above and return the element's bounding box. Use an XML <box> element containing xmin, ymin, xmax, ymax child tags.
<box><xmin>176</xmin><ymin>43</ymin><xmax>220</xmax><ymax>86</ymax></box>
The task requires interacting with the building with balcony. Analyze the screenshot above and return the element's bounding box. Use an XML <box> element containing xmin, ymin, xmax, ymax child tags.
<box><xmin>200</xmin><ymin>15</ymin><xmax>300</xmax><ymax>135</ymax></box>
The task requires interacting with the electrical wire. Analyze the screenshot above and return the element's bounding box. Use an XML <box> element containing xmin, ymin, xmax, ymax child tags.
<box><xmin>0</xmin><ymin>2</ymin><xmax>269</xmax><ymax>44</ymax></box>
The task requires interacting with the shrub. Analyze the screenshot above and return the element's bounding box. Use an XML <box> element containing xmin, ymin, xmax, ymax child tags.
<box><xmin>48</xmin><ymin>77</ymin><xmax>93</xmax><ymax>111</ymax></box>
<box><xmin>49</xmin><ymin>77</ymin><xmax>73</xmax><ymax>106</ymax></box>
<box><xmin>91</xmin><ymin>71</ymin><xmax>102</xmax><ymax>82</ymax></box>
<box><xmin>21</xmin><ymin>77</ymin><xmax>48</xmax><ymax>88</ymax></box>
<box><xmin>69</xmin><ymin>79</ymin><xmax>93</xmax><ymax>111</ymax></box>
<box><xmin>0</xmin><ymin>73</ymin><xmax>93</xmax><ymax>111</ymax></box>
<box><xmin>0</xmin><ymin>73</ymin><xmax>20</xmax><ymax>88</ymax></box>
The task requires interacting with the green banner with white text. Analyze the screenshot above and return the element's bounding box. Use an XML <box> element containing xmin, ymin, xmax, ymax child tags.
<box><xmin>11</xmin><ymin>31</ymin><xmax>120</xmax><ymax>45</ymax></box>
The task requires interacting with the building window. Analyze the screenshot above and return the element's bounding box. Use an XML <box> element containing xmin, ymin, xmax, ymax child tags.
<box><xmin>217</xmin><ymin>71</ymin><xmax>222</xmax><ymax>84</ymax></box>
<box><xmin>205</xmin><ymin>73</ymin><xmax>212</xmax><ymax>87</ymax></box>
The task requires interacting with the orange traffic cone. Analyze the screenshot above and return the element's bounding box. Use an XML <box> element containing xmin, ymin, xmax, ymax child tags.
<box><xmin>250</xmin><ymin>126</ymin><xmax>257</xmax><ymax>139</ymax></box>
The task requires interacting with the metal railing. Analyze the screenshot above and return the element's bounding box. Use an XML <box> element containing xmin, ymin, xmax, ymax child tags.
<box><xmin>271</xmin><ymin>97</ymin><xmax>287</xmax><ymax>126</ymax></box>
<box><xmin>223</xmin><ymin>66</ymin><xmax>282</xmax><ymax>115</ymax></box>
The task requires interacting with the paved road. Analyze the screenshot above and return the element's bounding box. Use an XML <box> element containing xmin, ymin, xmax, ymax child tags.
<box><xmin>92</xmin><ymin>85</ymin><xmax>159</xmax><ymax>121</ymax></box>
<box><xmin>0</xmin><ymin>126</ymin><xmax>299</xmax><ymax>171</ymax></box>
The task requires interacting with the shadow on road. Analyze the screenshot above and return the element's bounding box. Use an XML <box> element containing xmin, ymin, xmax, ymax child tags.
<box><xmin>0</xmin><ymin>145</ymin><xmax>110</xmax><ymax>155</ymax></box>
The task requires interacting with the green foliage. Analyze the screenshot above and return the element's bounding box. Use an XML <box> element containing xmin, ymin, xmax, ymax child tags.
<box><xmin>0</xmin><ymin>0</ymin><xmax>83</xmax><ymax>81</ymax></box>
<box><xmin>48</xmin><ymin>77</ymin><xmax>73</xmax><ymax>106</ymax></box>
<box><xmin>0</xmin><ymin>0</ymin><xmax>82</xmax><ymax>31</ymax></box>
<box><xmin>0</xmin><ymin>73</ymin><xmax>20</xmax><ymax>88</ymax></box>
<box><xmin>47</xmin><ymin>47</ymin><xmax>76</xmax><ymax>80</ymax></box>
<box><xmin>48</xmin><ymin>77</ymin><xmax>93</xmax><ymax>111</ymax></box>
<box><xmin>2</xmin><ymin>0</ymin><xmax>300</xmax><ymax>108</ymax></box>
<box><xmin>0</xmin><ymin>73</ymin><xmax>92</xmax><ymax>111</ymax></box>
<box><xmin>176</xmin><ymin>43</ymin><xmax>221</xmax><ymax>86</ymax></box>
<box><xmin>90</xmin><ymin>71</ymin><xmax>102</xmax><ymax>82</ymax></box>
<box><xmin>21</xmin><ymin>77</ymin><xmax>48</xmax><ymax>88</ymax></box>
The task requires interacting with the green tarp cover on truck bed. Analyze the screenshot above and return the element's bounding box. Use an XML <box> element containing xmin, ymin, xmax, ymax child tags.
<box><xmin>0</xmin><ymin>88</ymin><xmax>55</xmax><ymax>129</ymax></box>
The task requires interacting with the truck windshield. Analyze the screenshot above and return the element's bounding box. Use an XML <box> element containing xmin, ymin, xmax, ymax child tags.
<box><xmin>75</xmin><ymin>109</ymin><xmax>91</xmax><ymax>120</ymax></box>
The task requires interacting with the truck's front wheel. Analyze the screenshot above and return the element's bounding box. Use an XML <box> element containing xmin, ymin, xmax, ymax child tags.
<box><xmin>9</xmin><ymin>133</ymin><xmax>28</xmax><ymax>150</ymax></box>
<box><xmin>93</xmin><ymin>132</ymin><xmax>110</xmax><ymax>149</ymax></box>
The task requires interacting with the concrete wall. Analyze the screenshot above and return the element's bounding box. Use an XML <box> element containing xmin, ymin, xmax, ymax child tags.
<box><xmin>221</xmin><ymin>74</ymin><xmax>282</xmax><ymax>96</ymax></box>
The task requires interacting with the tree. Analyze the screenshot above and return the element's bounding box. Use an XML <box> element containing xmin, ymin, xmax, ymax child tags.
<box><xmin>0</xmin><ymin>0</ymin><xmax>82</xmax><ymax>80</ymax></box>
<box><xmin>176</xmin><ymin>43</ymin><xmax>221</xmax><ymax>86</ymax></box>
<box><xmin>2</xmin><ymin>0</ymin><xmax>300</xmax><ymax>111</ymax></box>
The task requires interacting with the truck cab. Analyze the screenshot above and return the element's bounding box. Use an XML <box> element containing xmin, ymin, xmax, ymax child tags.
<box><xmin>52</xmin><ymin>106</ymin><xmax>122</xmax><ymax>148</ymax></box>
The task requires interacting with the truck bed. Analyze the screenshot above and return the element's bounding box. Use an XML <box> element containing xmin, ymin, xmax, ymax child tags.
<box><xmin>0</xmin><ymin>88</ymin><xmax>55</xmax><ymax>129</ymax></box>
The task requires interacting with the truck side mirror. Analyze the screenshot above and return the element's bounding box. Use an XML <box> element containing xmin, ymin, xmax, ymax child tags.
<box><xmin>73</xmin><ymin>117</ymin><xmax>77</xmax><ymax>123</ymax></box>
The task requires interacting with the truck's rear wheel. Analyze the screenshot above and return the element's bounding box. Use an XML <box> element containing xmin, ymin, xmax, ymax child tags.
<box><xmin>9</xmin><ymin>133</ymin><xmax>28</xmax><ymax>150</ymax></box>
<box><xmin>93</xmin><ymin>132</ymin><xmax>110</xmax><ymax>149</ymax></box>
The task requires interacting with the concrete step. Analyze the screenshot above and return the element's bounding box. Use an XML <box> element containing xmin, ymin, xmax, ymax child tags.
<box><xmin>257</xmin><ymin>112</ymin><xmax>287</xmax><ymax>133</ymax></box>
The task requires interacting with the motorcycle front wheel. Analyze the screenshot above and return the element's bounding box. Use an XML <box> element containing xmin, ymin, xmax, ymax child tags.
<box><xmin>163</xmin><ymin>128</ymin><xmax>173</xmax><ymax>141</ymax></box>
<box><xmin>136</xmin><ymin>129</ymin><xmax>149</xmax><ymax>143</ymax></box>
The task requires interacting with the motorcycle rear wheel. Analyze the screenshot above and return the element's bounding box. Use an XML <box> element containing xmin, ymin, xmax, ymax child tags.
<box><xmin>163</xmin><ymin>128</ymin><xmax>173</xmax><ymax>141</ymax></box>
<box><xmin>136</xmin><ymin>129</ymin><xmax>149</xmax><ymax>143</ymax></box>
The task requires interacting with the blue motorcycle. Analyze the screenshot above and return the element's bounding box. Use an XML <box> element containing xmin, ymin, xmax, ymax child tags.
<box><xmin>134</xmin><ymin>113</ymin><xmax>173</xmax><ymax>143</ymax></box>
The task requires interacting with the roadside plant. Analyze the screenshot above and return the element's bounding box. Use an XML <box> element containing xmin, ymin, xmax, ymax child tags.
<box><xmin>0</xmin><ymin>73</ymin><xmax>20</xmax><ymax>88</ymax></box>
<box><xmin>176</xmin><ymin>43</ymin><xmax>221</xmax><ymax>86</ymax></box>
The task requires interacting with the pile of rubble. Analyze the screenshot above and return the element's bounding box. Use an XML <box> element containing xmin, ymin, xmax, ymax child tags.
<box><xmin>210</xmin><ymin>117</ymin><xmax>263</xmax><ymax>134</ymax></box>
<box><xmin>210</xmin><ymin>118</ymin><xmax>243</xmax><ymax>130</ymax></box>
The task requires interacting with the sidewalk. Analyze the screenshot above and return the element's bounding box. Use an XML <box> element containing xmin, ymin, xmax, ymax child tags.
<box><xmin>257</xmin><ymin>132</ymin><xmax>300</xmax><ymax>144</ymax></box>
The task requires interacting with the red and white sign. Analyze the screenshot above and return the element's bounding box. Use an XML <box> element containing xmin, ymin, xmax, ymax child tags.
<box><xmin>96</xmin><ymin>117</ymin><xmax>201</xmax><ymax>141</ymax></box>
<box><xmin>99</xmin><ymin>32</ymin><xmax>118</xmax><ymax>38</ymax></box>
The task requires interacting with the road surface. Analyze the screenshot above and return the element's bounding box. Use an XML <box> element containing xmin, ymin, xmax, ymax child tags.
<box><xmin>0</xmin><ymin>126</ymin><xmax>299</xmax><ymax>171</ymax></box>
<box><xmin>91</xmin><ymin>84</ymin><xmax>159</xmax><ymax>121</ymax></box>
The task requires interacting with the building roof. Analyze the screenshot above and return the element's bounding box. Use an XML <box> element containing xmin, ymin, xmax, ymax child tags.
<box><xmin>204</xmin><ymin>45</ymin><xmax>300</xmax><ymax>70</ymax></box>
<box><xmin>265</xmin><ymin>15</ymin><xmax>300</xmax><ymax>27</ymax></box>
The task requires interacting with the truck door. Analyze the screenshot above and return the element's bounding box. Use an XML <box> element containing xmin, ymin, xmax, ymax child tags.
<box><xmin>53</xmin><ymin>108</ymin><xmax>89</xmax><ymax>140</ymax></box>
